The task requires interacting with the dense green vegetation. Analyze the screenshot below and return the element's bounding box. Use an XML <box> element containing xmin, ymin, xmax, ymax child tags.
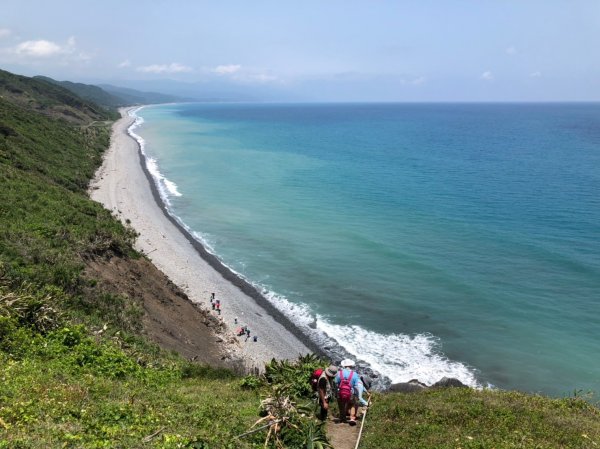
<box><xmin>0</xmin><ymin>97</ymin><xmax>134</xmax><ymax>291</ymax></box>
<box><xmin>0</xmin><ymin>68</ymin><xmax>329</xmax><ymax>448</ymax></box>
<box><xmin>35</xmin><ymin>76</ymin><xmax>126</xmax><ymax>112</ymax></box>
<box><xmin>0</xmin><ymin>67</ymin><xmax>599</xmax><ymax>448</ymax></box>
<box><xmin>0</xmin><ymin>300</ymin><xmax>260</xmax><ymax>448</ymax></box>
<box><xmin>0</xmin><ymin>69</ymin><xmax>116</xmax><ymax>124</ymax></box>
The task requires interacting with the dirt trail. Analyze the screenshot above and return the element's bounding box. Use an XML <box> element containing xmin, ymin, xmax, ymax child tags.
<box><xmin>326</xmin><ymin>420</ymin><xmax>359</xmax><ymax>449</ymax></box>
<box><xmin>325</xmin><ymin>406</ymin><xmax>368</xmax><ymax>449</ymax></box>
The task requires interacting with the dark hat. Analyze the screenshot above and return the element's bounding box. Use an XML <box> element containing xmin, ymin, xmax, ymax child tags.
<box><xmin>361</xmin><ymin>375</ymin><xmax>372</xmax><ymax>390</ymax></box>
<box><xmin>325</xmin><ymin>365</ymin><xmax>338</xmax><ymax>377</ymax></box>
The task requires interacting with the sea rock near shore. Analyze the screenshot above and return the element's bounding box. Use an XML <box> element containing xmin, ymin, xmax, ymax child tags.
<box><xmin>388</xmin><ymin>379</ymin><xmax>428</xmax><ymax>393</ymax></box>
<box><xmin>389</xmin><ymin>377</ymin><xmax>468</xmax><ymax>393</ymax></box>
<box><xmin>432</xmin><ymin>377</ymin><xmax>469</xmax><ymax>388</ymax></box>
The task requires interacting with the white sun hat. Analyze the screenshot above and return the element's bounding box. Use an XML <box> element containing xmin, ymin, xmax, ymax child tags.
<box><xmin>340</xmin><ymin>358</ymin><xmax>355</xmax><ymax>368</ymax></box>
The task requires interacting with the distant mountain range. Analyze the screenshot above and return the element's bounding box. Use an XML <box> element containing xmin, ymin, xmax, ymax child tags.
<box><xmin>97</xmin><ymin>84</ymin><xmax>193</xmax><ymax>106</ymax></box>
<box><xmin>0</xmin><ymin>68</ymin><xmax>203</xmax><ymax>126</ymax></box>
<box><xmin>34</xmin><ymin>75</ymin><xmax>191</xmax><ymax>110</ymax></box>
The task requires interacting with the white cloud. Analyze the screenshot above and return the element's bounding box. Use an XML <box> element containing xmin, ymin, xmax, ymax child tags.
<box><xmin>0</xmin><ymin>28</ymin><xmax>11</xmax><ymax>39</ymax></box>
<box><xmin>529</xmin><ymin>71</ymin><xmax>542</xmax><ymax>78</ymax></box>
<box><xmin>15</xmin><ymin>40</ymin><xmax>62</xmax><ymax>57</ymax></box>
<box><xmin>505</xmin><ymin>46</ymin><xmax>517</xmax><ymax>55</ymax></box>
<box><xmin>12</xmin><ymin>36</ymin><xmax>77</xmax><ymax>58</ymax></box>
<box><xmin>213</xmin><ymin>64</ymin><xmax>242</xmax><ymax>75</ymax></box>
<box><xmin>118</xmin><ymin>59</ymin><xmax>131</xmax><ymax>68</ymax></box>
<box><xmin>480</xmin><ymin>71</ymin><xmax>494</xmax><ymax>81</ymax></box>
<box><xmin>137</xmin><ymin>62</ymin><xmax>192</xmax><ymax>74</ymax></box>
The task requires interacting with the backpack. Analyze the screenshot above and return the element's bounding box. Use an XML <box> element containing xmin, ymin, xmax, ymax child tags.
<box><xmin>338</xmin><ymin>371</ymin><xmax>354</xmax><ymax>402</ymax></box>
<box><xmin>310</xmin><ymin>368</ymin><xmax>324</xmax><ymax>392</ymax></box>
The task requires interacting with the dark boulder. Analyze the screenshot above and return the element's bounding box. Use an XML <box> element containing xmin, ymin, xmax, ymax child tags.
<box><xmin>432</xmin><ymin>377</ymin><xmax>468</xmax><ymax>388</ymax></box>
<box><xmin>389</xmin><ymin>379</ymin><xmax>428</xmax><ymax>393</ymax></box>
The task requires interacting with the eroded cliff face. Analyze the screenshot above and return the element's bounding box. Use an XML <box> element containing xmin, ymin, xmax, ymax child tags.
<box><xmin>83</xmin><ymin>255</ymin><xmax>235</xmax><ymax>368</ymax></box>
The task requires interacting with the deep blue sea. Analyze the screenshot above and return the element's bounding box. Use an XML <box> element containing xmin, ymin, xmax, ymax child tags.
<box><xmin>132</xmin><ymin>103</ymin><xmax>600</xmax><ymax>397</ymax></box>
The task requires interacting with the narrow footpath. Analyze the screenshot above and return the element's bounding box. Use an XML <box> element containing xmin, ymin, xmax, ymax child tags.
<box><xmin>327</xmin><ymin>420</ymin><xmax>359</xmax><ymax>449</ymax></box>
<box><xmin>326</xmin><ymin>405</ymin><xmax>368</xmax><ymax>449</ymax></box>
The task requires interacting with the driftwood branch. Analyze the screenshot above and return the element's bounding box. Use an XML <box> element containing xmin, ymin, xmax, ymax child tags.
<box><xmin>142</xmin><ymin>426</ymin><xmax>165</xmax><ymax>443</ymax></box>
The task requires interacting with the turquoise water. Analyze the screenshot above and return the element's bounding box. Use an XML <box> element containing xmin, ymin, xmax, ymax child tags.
<box><xmin>132</xmin><ymin>103</ymin><xmax>600</xmax><ymax>396</ymax></box>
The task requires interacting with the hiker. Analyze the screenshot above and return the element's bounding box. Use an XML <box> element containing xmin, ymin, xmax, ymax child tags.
<box><xmin>253</xmin><ymin>335</ymin><xmax>257</xmax><ymax>342</ymax></box>
<box><xmin>317</xmin><ymin>365</ymin><xmax>338</xmax><ymax>420</ymax></box>
<box><xmin>211</xmin><ymin>292</ymin><xmax>215</xmax><ymax>300</ymax></box>
<box><xmin>335</xmin><ymin>359</ymin><xmax>359</xmax><ymax>425</ymax></box>
<box><xmin>355</xmin><ymin>375</ymin><xmax>372</xmax><ymax>407</ymax></box>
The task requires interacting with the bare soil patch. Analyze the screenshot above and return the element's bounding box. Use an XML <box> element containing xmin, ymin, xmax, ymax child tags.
<box><xmin>84</xmin><ymin>255</ymin><xmax>237</xmax><ymax>368</ymax></box>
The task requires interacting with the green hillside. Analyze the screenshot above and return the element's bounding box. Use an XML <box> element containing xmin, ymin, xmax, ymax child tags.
<box><xmin>0</xmin><ymin>69</ymin><xmax>116</xmax><ymax>124</ymax></box>
<box><xmin>0</xmin><ymin>68</ymin><xmax>599</xmax><ymax>449</ymax></box>
<box><xmin>34</xmin><ymin>76</ymin><xmax>125</xmax><ymax>111</ymax></box>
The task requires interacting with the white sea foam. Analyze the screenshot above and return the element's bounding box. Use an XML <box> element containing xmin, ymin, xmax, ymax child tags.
<box><xmin>261</xmin><ymin>289</ymin><xmax>317</xmax><ymax>328</ymax></box>
<box><xmin>127</xmin><ymin>108</ymin><xmax>183</xmax><ymax>206</ymax></box>
<box><xmin>249</xmin><ymin>281</ymin><xmax>479</xmax><ymax>387</ymax></box>
<box><xmin>316</xmin><ymin>320</ymin><xmax>480</xmax><ymax>387</ymax></box>
<box><xmin>163</xmin><ymin>179</ymin><xmax>183</xmax><ymax>197</ymax></box>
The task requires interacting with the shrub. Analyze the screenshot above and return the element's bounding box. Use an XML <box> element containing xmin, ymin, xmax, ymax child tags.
<box><xmin>0</xmin><ymin>284</ymin><xmax>64</xmax><ymax>333</ymax></box>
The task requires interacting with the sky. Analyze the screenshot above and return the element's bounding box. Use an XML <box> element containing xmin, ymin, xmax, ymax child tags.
<box><xmin>1</xmin><ymin>0</ymin><xmax>599</xmax><ymax>101</ymax></box>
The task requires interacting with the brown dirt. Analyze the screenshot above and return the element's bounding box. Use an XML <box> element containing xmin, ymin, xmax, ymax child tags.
<box><xmin>83</xmin><ymin>255</ymin><xmax>238</xmax><ymax>369</ymax></box>
<box><xmin>326</xmin><ymin>420</ymin><xmax>359</xmax><ymax>449</ymax></box>
<box><xmin>324</xmin><ymin>406</ymin><xmax>369</xmax><ymax>449</ymax></box>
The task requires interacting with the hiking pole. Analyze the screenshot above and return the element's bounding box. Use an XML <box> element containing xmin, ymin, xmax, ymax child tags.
<box><xmin>354</xmin><ymin>396</ymin><xmax>372</xmax><ymax>449</ymax></box>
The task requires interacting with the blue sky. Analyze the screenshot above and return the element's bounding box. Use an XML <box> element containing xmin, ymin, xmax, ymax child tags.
<box><xmin>1</xmin><ymin>1</ymin><xmax>599</xmax><ymax>101</ymax></box>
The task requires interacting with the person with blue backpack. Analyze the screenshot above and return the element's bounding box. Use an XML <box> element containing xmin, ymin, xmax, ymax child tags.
<box><xmin>335</xmin><ymin>359</ymin><xmax>360</xmax><ymax>425</ymax></box>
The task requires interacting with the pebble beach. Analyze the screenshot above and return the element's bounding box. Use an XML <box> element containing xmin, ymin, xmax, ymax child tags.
<box><xmin>89</xmin><ymin>108</ymin><xmax>312</xmax><ymax>370</ymax></box>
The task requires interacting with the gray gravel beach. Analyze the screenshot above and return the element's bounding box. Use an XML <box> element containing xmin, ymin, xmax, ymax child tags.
<box><xmin>89</xmin><ymin>108</ymin><xmax>312</xmax><ymax>369</ymax></box>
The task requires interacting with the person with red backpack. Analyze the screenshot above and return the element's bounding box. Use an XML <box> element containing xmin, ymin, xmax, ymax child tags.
<box><xmin>335</xmin><ymin>359</ymin><xmax>360</xmax><ymax>425</ymax></box>
<box><xmin>314</xmin><ymin>365</ymin><xmax>338</xmax><ymax>421</ymax></box>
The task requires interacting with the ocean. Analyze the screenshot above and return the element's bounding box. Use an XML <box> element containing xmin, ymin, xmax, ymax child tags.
<box><xmin>130</xmin><ymin>102</ymin><xmax>599</xmax><ymax>397</ymax></box>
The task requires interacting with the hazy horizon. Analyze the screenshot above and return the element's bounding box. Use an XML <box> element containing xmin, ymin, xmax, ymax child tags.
<box><xmin>2</xmin><ymin>1</ymin><xmax>599</xmax><ymax>102</ymax></box>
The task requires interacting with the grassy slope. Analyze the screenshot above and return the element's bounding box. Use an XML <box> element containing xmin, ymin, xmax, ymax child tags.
<box><xmin>0</xmin><ymin>72</ymin><xmax>261</xmax><ymax>448</ymax></box>
<box><xmin>362</xmin><ymin>388</ymin><xmax>600</xmax><ymax>449</ymax></box>
<box><xmin>0</xmin><ymin>69</ymin><xmax>117</xmax><ymax>124</ymax></box>
<box><xmin>0</xmin><ymin>321</ymin><xmax>259</xmax><ymax>449</ymax></box>
<box><xmin>0</xmin><ymin>68</ymin><xmax>599</xmax><ymax>448</ymax></box>
<box><xmin>0</xmin><ymin>98</ymin><xmax>132</xmax><ymax>290</ymax></box>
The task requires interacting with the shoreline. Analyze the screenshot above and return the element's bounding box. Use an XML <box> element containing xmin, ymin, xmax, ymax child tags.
<box><xmin>90</xmin><ymin>107</ymin><xmax>317</xmax><ymax>369</ymax></box>
<box><xmin>128</xmin><ymin>107</ymin><xmax>326</xmax><ymax>359</ymax></box>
